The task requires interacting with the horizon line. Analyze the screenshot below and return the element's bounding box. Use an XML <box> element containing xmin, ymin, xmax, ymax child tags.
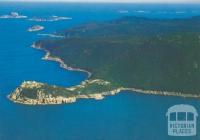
<box><xmin>1</xmin><ymin>1</ymin><xmax>200</xmax><ymax>4</ymax></box>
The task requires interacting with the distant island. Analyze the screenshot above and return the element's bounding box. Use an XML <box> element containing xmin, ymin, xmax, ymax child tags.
<box><xmin>9</xmin><ymin>16</ymin><xmax>200</xmax><ymax>105</ymax></box>
<box><xmin>28</xmin><ymin>25</ymin><xmax>44</xmax><ymax>32</ymax></box>
<box><xmin>28</xmin><ymin>15</ymin><xmax>72</xmax><ymax>22</ymax></box>
<box><xmin>0</xmin><ymin>12</ymin><xmax>27</xmax><ymax>19</ymax></box>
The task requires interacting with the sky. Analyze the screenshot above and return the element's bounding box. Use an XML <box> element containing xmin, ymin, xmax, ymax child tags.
<box><xmin>1</xmin><ymin>0</ymin><xmax>200</xmax><ymax>3</ymax></box>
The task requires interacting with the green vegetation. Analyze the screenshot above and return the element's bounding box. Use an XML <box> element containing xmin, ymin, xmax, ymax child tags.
<box><xmin>36</xmin><ymin>16</ymin><xmax>200</xmax><ymax>95</ymax></box>
<box><xmin>16</xmin><ymin>80</ymin><xmax>116</xmax><ymax>99</ymax></box>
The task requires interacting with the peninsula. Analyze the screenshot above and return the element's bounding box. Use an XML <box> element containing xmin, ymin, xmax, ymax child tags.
<box><xmin>9</xmin><ymin>16</ymin><xmax>200</xmax><ymax>105</ymax></box>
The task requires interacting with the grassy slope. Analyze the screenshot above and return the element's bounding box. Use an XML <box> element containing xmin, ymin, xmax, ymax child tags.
<box><xmin>36</xmin><ymin>16</ymin><xmax>200</xmax><ymax>94</ymax></box>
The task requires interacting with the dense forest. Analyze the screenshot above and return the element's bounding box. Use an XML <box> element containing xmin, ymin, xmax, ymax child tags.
<box><xmin>37</xmin><ymin>16</ymin><xmax>200</xmax><ymax>94</ymax></box>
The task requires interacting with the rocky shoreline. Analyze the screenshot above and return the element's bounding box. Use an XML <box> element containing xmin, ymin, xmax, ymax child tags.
<box><xmin>124</xmin><ymin>88</ymin><xmax>200</xmax><ymax>99</ymax></box>
<box><xmin>7</xmin><ymin>43</ymin><xmax>200</xmax><ymax>105</ymax></box>
<box><xmin>32</xmin><ymin>43</ymin><xmax>92</xmax><ymax>78</ymax></box>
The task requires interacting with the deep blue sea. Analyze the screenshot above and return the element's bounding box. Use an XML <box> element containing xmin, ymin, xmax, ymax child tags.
<box><xmin>0</xmin><ymin>2</ymin><xmax>200</xmax><ymax>140</ymax></box>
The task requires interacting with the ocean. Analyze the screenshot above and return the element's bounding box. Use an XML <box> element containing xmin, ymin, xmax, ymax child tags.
<box><xmin>0</xmin><ymin>2</ymin><xmax>200</xmax><ymax>140</ymax></box>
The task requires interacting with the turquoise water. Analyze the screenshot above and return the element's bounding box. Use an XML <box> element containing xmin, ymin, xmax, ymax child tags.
<box><xmin>0</xmin><ymin>3</ymin><xmax>200</xmax><ymax>140</ymax></box>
